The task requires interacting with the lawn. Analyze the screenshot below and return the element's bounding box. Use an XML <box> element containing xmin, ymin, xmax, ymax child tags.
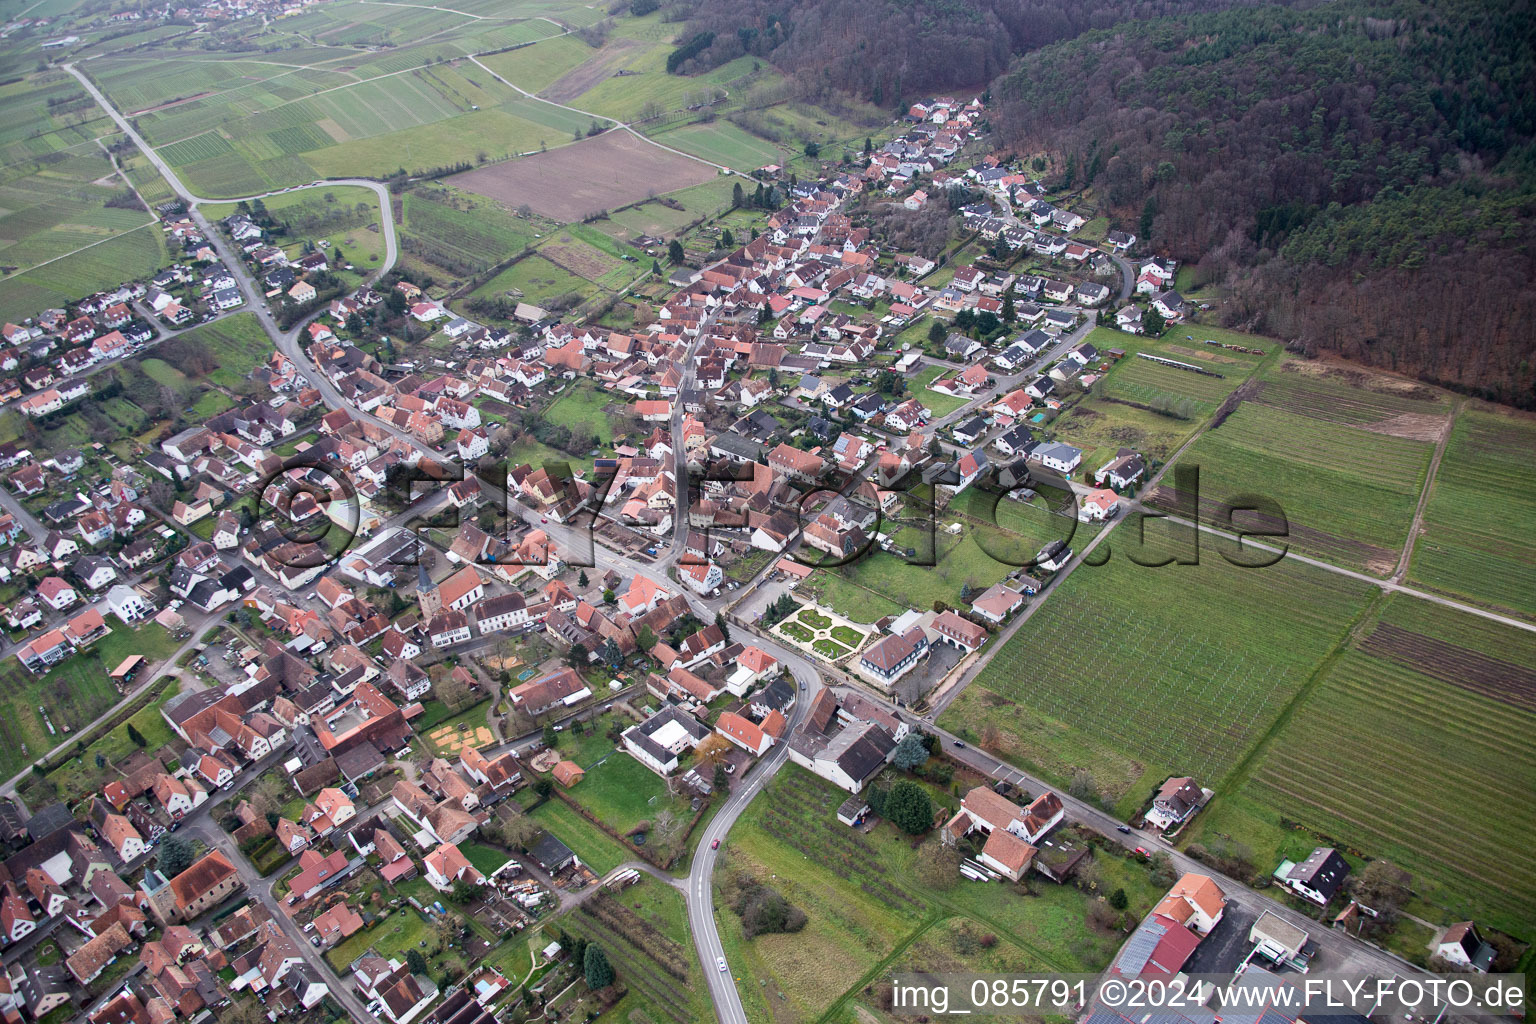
<box><xmin>459</xmin><ymin>841</ymin><xmax>512</xmax><ymax>878</ymax></box>
<box><xmin>811</xmin><ymin>638</ymin><xmax>850</xmax><ymax>659</ymax></box>
<box><xmin>836</xmin><ymin>529</ymin><xmax>1012</xmax><ymax>618</ymax></box>
<box><xmin>324</xmin><ymin>894</ymin><xmax>436</xmax><ymax>972</ymax></box>
<box><xmin>0</xmin><ymin>647</ymin><xmax>128</xmax><ymax>781</ymax></box>
<box><xmin>1407</xmin><ymin>405</ymin><xmax>1536</xmax><ymax>620</ymax></box>
<box><xmin>797</xmin><ymin>609</ymin><xmax>832</xmax><ymax>630</ymax></box>
<box><xmin>560</xmin><ymin>749</ymin><xmax>694</xmax><ymax>843</ymax></box>
<box><xmin>471</xmin><ymin>253</ymin><xmax>591</xmax><ymax>308</ymax></box>
<box><xmin>718</xmin><ymin>765</ymin><xmax>1166</xmax><ymax>1023</ymax></box>
<box><xmin>949</xmin><ymin>484</ymin><xmax>1100</xmax><ymax>565</ymax></box>
<box><xmin>940</xmin><ymin>547</ymin><xmax>1376</xmax><ymax>814</ymax></box>
<box><xmin>542</xmin><ymin>380</ymin><xmax>622</xmax><ymax>447</ymax></box>
<box><xmin>911</xmin><ymin>363</ymin><xmax>972</xmax><ymax>417</ymax></box>
<box><xmin>779</xmin><ymin>620</ymin><xmax>814</xmax><ymax>642</ymax></box>
<box><xmin>1194</xmin><ymin>593</ymin><xmax>1536</xmax><ymax>939</ymax></box>
<box><xmin>804</xmin><ymin>574</ymin><xmax>906</xmax><ymax>623</ymax></box>
<box><xmin>529</xmin><ymin>797</ymin><xmax>631</xmax><ymax>876</ymax></box>
<box><xmin>35</xmin><ymin>668</ymin><xmax>182</xmax><ymax>803</ymax></box>
<box><xmin>601</xmin><ymin>179</ymin><xmax>738</xmax><ymax>240</ymax></box>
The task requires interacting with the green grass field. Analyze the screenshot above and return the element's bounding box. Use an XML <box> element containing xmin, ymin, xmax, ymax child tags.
<box><xmin>480</xmin><ymin>35</ymin><xmax>595</xmax><ymax>93</ymax></box>
<box><xmin>543</xmin><ymin>380</ymin><xmax>621</xmax><ymax>447</ymax></box>
<box><xmin>910</xmin><ymin>363</ymin><xmax>972</xmax><ymax>417</ymax></box>
<box><xmin>562</xmin><ymin>750</ymin><xmax>694</xmax><ymax>841</ymax></box>
<box><xmin>571</xmin><ymin>50</ymin><xmax>769</xmax><ymax>123</ymax></box>
<box><xmin>599</xmin><ymin>178</ymin><xmax>738</xmax><ymax>242</ymax></box>
<box><xmin>529</xmin><ymin>797</ymin><xmax>630</xmax><ymax>876</ymax></box>
<box><xmin>1164</xmin><ymin>400</ymin><xmax>1434</xmax><ymax>575</ymax></box>
<box><xmin>1407</xmin><ymin>406</ymin><xmax>1536</xmax><ymax>620</ymax></box>
<box><xmin>1194</xmin><ymin>594</ymin><xmax>1536</xmax><ymax>937</ymax></box>
<box><xmin>471</xmin><ymin>253</ymin><xmax>590</xmax><ymax>307</ymax></box>
<box><xmin>824</xmin><ymin>528</ymin><xmax>1012</xmax><ymax>619</ymax></box>
<box><xmin>0</xmin><ymin>637</ymin><xmax>139</xmax><ymax>780</ymax></box>
<box><xmin>949</xmin><ymin>484</ymin><xmax>1099</xmax><ymax>565</ymax></box>
<box><xmin>941</xmin><ymin>548</ymin><xmax>1376</xmax><ymax>814</ymax></box>
<box><xmin>719</xmin><ymin>765</ymin><xmax>1167</xmax><ymax>1022</ymax></box>
<box><xmin>649</xmin><ymin>120</ymin><xmax>784</xmax><ymax>171</ymax></box>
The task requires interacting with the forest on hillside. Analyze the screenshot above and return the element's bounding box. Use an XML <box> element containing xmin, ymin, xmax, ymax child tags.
<box><xmin>669</xmin><ymin>0</ymin><xmax>1277</xmax><ymax>101</ymax></box>
<box><xmin>992</xmin><ymin>0</ymin><xmax>1535</xmax><ymax>405</ymax></box>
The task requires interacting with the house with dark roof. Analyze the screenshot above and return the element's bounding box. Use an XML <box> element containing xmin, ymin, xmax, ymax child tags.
<box><xmin>785</xmin><ymin>690</ymin><xmax>905</xmax><ymax>794</ymax></box>
<box><xmin>1281</xmin><ymin>847</ymin><xmax>1350</xmax><ymax>905</ymax></box>
<box><xmin>621</xmin><ymin>707</ymin><xmax>711</xmax><ymax>776</ymax></box>
<box><xmin>1436</xmin><ymin>922</ymin><xmax>1497</xmax><ymax>972</ymax></box>
<box><xmin>858</xmin><ymin>627</ymin><xmax>931</xmax><ymax>686</ymax></box>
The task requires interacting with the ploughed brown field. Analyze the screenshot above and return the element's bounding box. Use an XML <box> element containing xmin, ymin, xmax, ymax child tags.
<box><xmin>449</xmin><ymin>131</ymin><xmax>718</xmax><ymax>223</ymax></box>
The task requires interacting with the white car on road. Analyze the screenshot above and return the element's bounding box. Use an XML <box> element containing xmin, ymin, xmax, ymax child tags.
<box><xmin>716</xmin><ymin>956</ymin><xmax>727</xmax><ymax>972</ymax></box>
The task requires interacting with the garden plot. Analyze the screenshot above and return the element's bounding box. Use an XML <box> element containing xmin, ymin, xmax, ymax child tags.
<box><xmin>773</xmin><ymin>603</ymin><xmax>868</xmax><ymax>662</ymax></box>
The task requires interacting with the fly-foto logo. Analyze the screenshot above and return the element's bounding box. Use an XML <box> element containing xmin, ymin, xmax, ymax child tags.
<box><xmin>246</xmin><ymin>454</ymin><xmax>1290</xmax><ymax>577</ymax></box>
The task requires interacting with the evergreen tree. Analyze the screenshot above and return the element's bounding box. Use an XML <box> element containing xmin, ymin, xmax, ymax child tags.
<box><xmin>885</xmin><ymin>780</ymin><xmax>934</xmax><ymax>835</ymax></box>
<box><xmin>732</xmin><ymin>182</ymin><xmax>744</xmax><ymax>208</ymax></box>
<box><xmin>714</xmin><ymin>611</ymin><xmax>730</xmax><ymax>642</ymax></box>
<box><xmin>667</xmin><ymin>239</ymin><xmax>685</xmax><ymax>264</ymax></box>
<box><xmin>1143</xmin><ymin>305</ymin><xmax>1166</xmax><ymax>337</ymax></box>
<box><xmin>157</xmin><ymin>835</ymin><xmax>195</xmax><ymax>876</ymax></box>
<box><xmin>126</xmin><ymin>723</ymin><xmax>146</xmax><ymax>747</ymax></box>
<box><xmin>927</xmin><ymin>320</ymin><xmax>947</xmax><ymax>344</ymax></box>
<box><xmin>636</xmin><ymin>624</ymin><xmax>657</xmax><ymax>652</ymax></box>
<box><xmin>721</xmin><ymin>228</ymin><xmax>734</xmax><ymax>248</ymax></box>
<box><xmin>584</xmin><ymin>944</ymin><xmax>615</xmax><ymax>989</ymax></box>
<box><xmin>566</xmin><ymin>642</ymin><xmax>588</xmax><ymax>668</ymax></box>
<box><xmin>578</xmin><ymin>570</ymin><xmax>589</xmax><ymax>587</ymax></box>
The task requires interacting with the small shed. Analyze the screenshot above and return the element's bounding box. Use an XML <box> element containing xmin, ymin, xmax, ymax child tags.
<box><xmin>837</xmin><ymin>796</ymin><xmax>870</xmax><ymax>827</ymax></box>
<box><xmin>552</xmin><ymin>761</ymin><xmax>585</xmax><ymax>788</ymax></box>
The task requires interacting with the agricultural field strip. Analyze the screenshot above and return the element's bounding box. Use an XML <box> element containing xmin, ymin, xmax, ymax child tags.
<box><xmin>1245</xmin><ymin>638</ymin><xmax>1536</xmax><ymax>921</ymax></box>
<box><xmin>465</xmin><ymin>54</ymin><xmax>748</xmax><ymax>178</ymax></box>
<box><xmin>98</xmin><ymin>19</ymin><xmax>572</xmax><ymax>153</ymax></box>
<box><xmin>0</xmin><ymin>218</ymin><xmax>157</xmax><ymax>279</ymax></box>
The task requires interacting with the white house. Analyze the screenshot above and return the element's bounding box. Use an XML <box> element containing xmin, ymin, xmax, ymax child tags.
<box><xmin>679</xmin><ymin>561</ymin><xmax>723</xmax><ymax>594</ymax></box>
<box><xmin>1436</xmin><ymin>922</ymin><xmax>1496</xmax><ymax>972</ymax></box>
<box><xmin>105</xmin><ymin>585</ymin><xmax>152</xmax><ymax>623</ymax></box>
<box><xmin>1153</xmin><ymin>873</ymin><xmax>1226</xmax><ymax>936</ymax></box>
<box><xmin>1030</xmin><ymin>442</ymin><xmax>1081</xmax><ymax>474</ymax></box>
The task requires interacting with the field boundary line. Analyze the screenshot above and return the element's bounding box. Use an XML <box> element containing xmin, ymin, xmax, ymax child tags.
<box><xmin>1138</xmin><ymin>506</ymin><xmax>1536</xmax><ymax>635</ymax></box>
<box><xmin>1208</xmin><ymin>589</ymin><xmax>1384</xmax><ymax>810</ymax></box>
<box><xmin>0</xmin><ymin>218</ymin><xmax>157</xmax><ymax>279</ymax></box>
<box><xmin>1391</xmin><ymin>397</ymin><xmax>1462</xmax><ymax>584</ymax></box>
